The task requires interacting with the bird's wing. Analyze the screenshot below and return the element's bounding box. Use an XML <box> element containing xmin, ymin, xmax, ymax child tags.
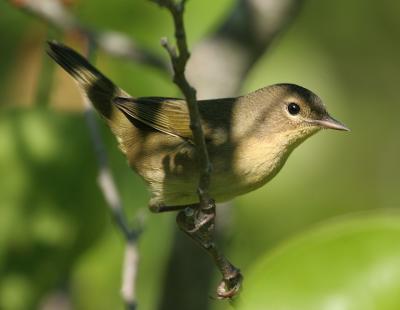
<box><xmin>113</xmin><ymin>96</ymin><xmax>195</xmax><ymax>140</ymax></box>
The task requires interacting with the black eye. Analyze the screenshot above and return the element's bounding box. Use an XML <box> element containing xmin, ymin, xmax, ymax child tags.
<box><xmin>287</xmin><ymin>102</ymin><xmax>300</xmax><ymax>115</ymax></box>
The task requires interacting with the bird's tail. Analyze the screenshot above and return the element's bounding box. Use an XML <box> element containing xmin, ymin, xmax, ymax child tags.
<box><xmin>47</xmin><ymin>41</ymin><xmax>126</xmax><ymax>121</ymax></box>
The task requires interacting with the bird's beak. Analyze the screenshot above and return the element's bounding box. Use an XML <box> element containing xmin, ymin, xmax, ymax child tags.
<box><xmin>312</xmin><ymin>115</ymin><xmax>350</xmax><ymax>131</ymax></box>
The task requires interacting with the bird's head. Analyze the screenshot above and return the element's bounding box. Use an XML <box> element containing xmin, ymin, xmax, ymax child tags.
<box><xmin>253</xmin><ymin>83</ymin><xmax>349</xmax><ymax>145</ymax></box>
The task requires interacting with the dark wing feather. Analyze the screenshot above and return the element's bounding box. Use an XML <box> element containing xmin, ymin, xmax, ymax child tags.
<box><xmin>114</xmin><ymin>96</ymin><xmax>194</xmax><ymax>140</ymax></box>
<box><xmin>114</xmin><ymin>96</ymin><xmax>238</xmax><ymax>145</ymax></box>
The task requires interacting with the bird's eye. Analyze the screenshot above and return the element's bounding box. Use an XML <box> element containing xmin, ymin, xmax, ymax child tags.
<box><xmin>287</xmin><ymin>102</ymin><xmax>300</xmax><ymax>115</ymax></box>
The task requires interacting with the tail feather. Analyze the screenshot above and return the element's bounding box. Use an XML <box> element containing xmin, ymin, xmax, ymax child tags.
<box><xmin>47</xmin><ymin>41</ymin><xmax>107</xmax><ymax>89</ymax></box>
<box><xmin>47</xmin><ymin>41</ymin><xmax>123</xmax><ymax>120</ymax></box>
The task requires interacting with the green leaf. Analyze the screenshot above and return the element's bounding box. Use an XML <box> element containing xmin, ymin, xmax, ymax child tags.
<box><xmin>239</xmin><ymin>211</ymin><xmax>400</xmax><ymax>310</ymax></box>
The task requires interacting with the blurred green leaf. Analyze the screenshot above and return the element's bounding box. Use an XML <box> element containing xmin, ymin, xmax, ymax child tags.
<box><xmin>2</xmin><ymin>0</ymin><xmax>400</xmax><ymax>309</ymax></box>
<box><xmin>0</xmin><ymin>274</ymin><xmax>33</xmax><ymax>310</ymax></box>
<box><xmin>0</xmin><ymin>107</ymin><xmax>109</xmax><ymax>309</ymax></box>
<box><xmin>239</xmin><ymin>211</ymin><xmax>400</xmax><ymax>310</ymax></box>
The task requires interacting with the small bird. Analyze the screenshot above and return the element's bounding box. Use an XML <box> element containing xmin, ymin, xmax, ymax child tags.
<box><xmin>47</xmin><ymin>41</ymin><xmax>349</xmax><ymax>213</ymax></box>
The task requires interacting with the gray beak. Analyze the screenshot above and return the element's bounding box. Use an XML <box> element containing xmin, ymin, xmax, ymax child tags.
<box><xmin>313</xmin><ymin>115</ymin><xmax>350</xmax><ymax>131</ymax></box>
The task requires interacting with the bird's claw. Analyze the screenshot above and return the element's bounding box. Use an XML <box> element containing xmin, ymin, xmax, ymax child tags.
<box><xmin>177</xmin><ymin>205</ymin><xmax>215</xmax><ymax>234</ymax></box>
<box><xmin>189</xmin><ymin>212</ymin><xmax>214</xmax><ymax>233</ymax></box>
<box><xmin>216</xmin><ymin>270</ymin><xmax>243</xmax><ymax>299</ymax></box>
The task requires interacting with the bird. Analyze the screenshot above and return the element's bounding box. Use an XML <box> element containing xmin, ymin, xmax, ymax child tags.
<box><xmin>47</xmin><ymin>41</ymin><xmax>349</xmax><ymax>213</ymax></box>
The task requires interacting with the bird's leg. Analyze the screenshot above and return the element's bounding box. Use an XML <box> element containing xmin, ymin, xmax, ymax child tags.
<box><xmin>149</xmin><ymin>203</ymin><xmax>195</xmax><ymax>213</ymax></box>
<box><xmin>176</xmin><ymin>200</ymin><xmax>243</xmax><ymax>299</ymax></box>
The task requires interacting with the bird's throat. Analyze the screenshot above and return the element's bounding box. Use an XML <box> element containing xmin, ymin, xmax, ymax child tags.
<box><xmin>228</xmin><ymin>128</ymin><xmax>317</xmax><ymax>196</ymax></box>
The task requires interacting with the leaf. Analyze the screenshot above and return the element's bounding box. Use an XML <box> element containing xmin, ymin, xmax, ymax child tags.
<box><xmin>238</xmin><ymin>211</ymin><xmax>400</xmax><ymax>310</ymax></box>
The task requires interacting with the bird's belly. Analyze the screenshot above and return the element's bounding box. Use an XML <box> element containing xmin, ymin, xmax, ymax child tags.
<box><xmin>159</xmin><ymin>145</ymin><xmax>288</xmax><ymax>206</ymax></box>
<box><xmin>157</xmin><ymin>155</ymin><xmax>286</xmax><ymax>206</ymax></box>
<box><xmin>128</xmin><ymin>133</ymin><xmax>291</xmax><ymax>207</ymax></box>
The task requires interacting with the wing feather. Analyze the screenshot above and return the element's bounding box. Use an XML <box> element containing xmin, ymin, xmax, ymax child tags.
<box><xmin>114</xmin><ymin>96</ymin><xmax>194</xmax><ymax>140</ymax></box>
<box><xmin>113</xmin><ymin>96</ymin><xmax>237</xmax><ymax>145</ymax></box>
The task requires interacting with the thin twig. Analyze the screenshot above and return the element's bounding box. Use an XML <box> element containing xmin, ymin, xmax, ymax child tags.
<box><xmin>9</xmin><ymin>0</ymin><xmax>169</xmax><ymax>73</ymax></box>
<box><xmin>82</xmin><ymin>38</ymin><xmax>141</xmax><ymax>310</ymax></box>
<box><xmin>11</xmin><ymin>1</ymin><xmax>147</xmax><ymax>305</ymax></box>
<box><xmin>159</xmin><ymin>0</ymin><xmax>305</xmax><ymax>307</ymax></box>
<box><xmin>187</xmin><ymin>0</ymin><xmax>304</xmax><ymax>97</ymax></box>
<box><xmin>121</xmin><ymin>241</ymin><xmax>139</xmax><ymax>310</ymax></box>
<box><xmin>152</xmin><ymin>0</ymin><xmax>213</xmax><ymax>209</ymax></box>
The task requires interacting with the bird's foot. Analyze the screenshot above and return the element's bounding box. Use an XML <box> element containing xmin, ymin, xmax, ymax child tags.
<box><xmin>216</xmin><ymin>268</ymin><xmax>243</xmax><ymax>299</ymax></box>
<box><xmin>180</xmin><ymin>204</ymin><xmax>215</xmax><ymax>233</ymax></box>
<box><xmin>176</xmin><ymin>202</ymin><xmax>216</xmax><ymax>248</ymax></box>
<box><xmin>176</xmin><ymin>201</ymin><xmax>243</xmax><ymax>299</ymax></box>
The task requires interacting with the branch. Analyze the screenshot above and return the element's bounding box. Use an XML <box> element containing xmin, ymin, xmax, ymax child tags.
<box><xmin>152</xmin><ymin>0</ymin><xmax>213</xmax><ymax>209</ymax></box>
<box><xmin>9</xmin><ymin>0</ymin><xmax>169</xmax><ymax>73</ymax></box>
<box><xmin>10</xmin><ymin>0</ymin><xmax>146</xmax><ymax>306</ymax></box>
<box><xmin>187</xmin><ymin>0</ymin><xmax>304</xmax><ymax>97</ymax></box>
<box><xmin>159</xmin><ymin>0</ymin><xmax>305</xmax><ymax>308</ymax></box>
<box><xmin>82</xmin><ymin>39</ymin><xmax>142</xmax><ymax>310</ymax></box>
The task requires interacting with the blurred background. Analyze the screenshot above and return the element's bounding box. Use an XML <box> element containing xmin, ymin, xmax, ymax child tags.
<box><xmin>1</xmin><ymin>0</ymin><xmax>400</xmax><ymax>309</ymax></box>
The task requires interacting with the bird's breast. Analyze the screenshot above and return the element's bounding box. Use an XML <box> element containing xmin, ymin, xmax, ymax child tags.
<box><xmin>226</xmin><ymin>135</ymin><xmax>292</xmax><ymax>194</ymax></box>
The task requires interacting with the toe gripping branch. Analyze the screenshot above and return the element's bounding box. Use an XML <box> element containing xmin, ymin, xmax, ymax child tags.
<box><xmin>176</xmin><ymin>200</ymin><xmax>243</xmax><ymax>299</ymax></box>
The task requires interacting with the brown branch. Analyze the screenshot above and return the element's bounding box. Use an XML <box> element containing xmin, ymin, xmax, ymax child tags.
<box><xmin>9</xmin><ymin>0</ymin><xmax>169</xmax><ymax>73</ymax></box>
<box><xmin>187</xmin><ymin>0</ymin><xmax>304</xmax><ymax>97</ymax></box>
<box><xmin>152</xmin><ymin>0</ymin><xmax>213</xmax><ymax>209</ymax></box>
<box><xmin>159</xmin><ymin>0</ymin><xmax>305</xmax><ymax>308</ymax></box>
